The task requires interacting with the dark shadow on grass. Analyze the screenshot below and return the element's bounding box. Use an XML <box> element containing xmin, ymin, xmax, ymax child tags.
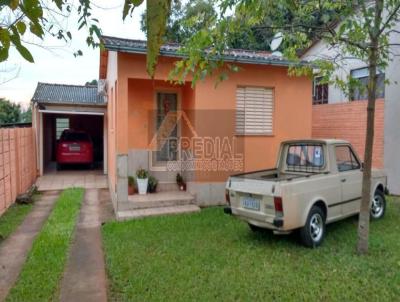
<box><xmin>237</xmin><ymin>214</ymin><xmax>363</xmax><ymax>250</ymax></box>
<box><xmin>242</xmin><ymin>226</ymin><xmax>301</xmax><ymax>248</ymax></box>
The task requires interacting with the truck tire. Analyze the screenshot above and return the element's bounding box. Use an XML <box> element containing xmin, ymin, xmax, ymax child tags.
<box><xmin>299</xmin><ymin>206</ymin><xmax>326</xmax><ymax>248</ymax></box>
<box><xmin>370</xmin><ymin>190</ymin><xmax>386</xmax><ymax>220</ymax></box>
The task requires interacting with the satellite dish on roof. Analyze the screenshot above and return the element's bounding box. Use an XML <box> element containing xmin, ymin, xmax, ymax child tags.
<box><xmin>271</xmin><ymin>51</ymin><xmax>283</xmax><ymax>57</ymax></box>
<box><xmin>270</xmin><ymin>32</ymin><xmax>283</xmax><ymax>51</ymax></box>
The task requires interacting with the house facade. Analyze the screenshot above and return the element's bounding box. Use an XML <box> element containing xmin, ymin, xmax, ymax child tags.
<box><xmin>100</xmin><ymin>36</ymin><xmax>312</xmax><ymax>211</ymax></box>
<box><xmin>302</xmin><ymin>22</ymin><xmax>400</xmax><ymax>195</ymax></box>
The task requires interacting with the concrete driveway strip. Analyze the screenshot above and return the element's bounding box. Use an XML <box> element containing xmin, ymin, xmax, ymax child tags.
<box><xmin>60</xmin><ymin>188</ymin><xmax>111</xmax><ymax>302</ymax></box>
<box><xmin>0</xmin><ymin>190</ymin><xmax>60</xmax><ymax>301</ymax></box>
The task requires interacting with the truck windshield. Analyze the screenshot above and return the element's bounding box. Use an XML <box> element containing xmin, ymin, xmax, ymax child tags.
<box><xmin>286</xmin><ymin>144</ymin><xmax>324</xmax><ymax>172</ymax></box>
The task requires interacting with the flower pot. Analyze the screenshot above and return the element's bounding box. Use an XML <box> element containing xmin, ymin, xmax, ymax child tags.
<box><xmin>128</xmin><ymin>185</ymin><xmax>135</xmax><ymax>195</ymax></box>
<box><xmin>179</xmin><ymin>183</ymin><xmax>186</xmax><ymax>191</ymax></box>
<box><xmin>137</xmin><ymin>178</ymin><xmax>148</xmax><ymax>195</ymax></box>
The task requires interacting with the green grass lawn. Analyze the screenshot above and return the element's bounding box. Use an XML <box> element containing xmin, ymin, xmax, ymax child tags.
<box><xmin>6</xmin><ymin>188</ymin><xmax>84</xmax><ymax>302</ymax></box>
<box><xmin>0</xmin><ymin>203</ymin><xmax>33</xmax><ymax>242</ymax></box>
<box><xmin>102</xmin><ymin>196</ymin><xmax>400</xmax><ymax>301</ymax></box>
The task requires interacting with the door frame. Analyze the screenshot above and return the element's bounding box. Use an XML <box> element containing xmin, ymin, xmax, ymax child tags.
<box><xmin>149</xmin><ymin>89</ymin><xmax>182</xmax><ymax>172</ymax></box>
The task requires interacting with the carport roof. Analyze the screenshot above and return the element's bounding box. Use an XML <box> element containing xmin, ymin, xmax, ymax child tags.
<box><xmin>32</xmin><ymin>82</ymin><xmax>105</xmax><ymax>106</ymax></box>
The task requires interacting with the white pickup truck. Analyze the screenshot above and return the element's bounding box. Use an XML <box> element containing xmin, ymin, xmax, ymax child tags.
<box><xmin>224</xmin><ymin>139</ymin><xmax>387</xmax><ymax>247</ymax></box>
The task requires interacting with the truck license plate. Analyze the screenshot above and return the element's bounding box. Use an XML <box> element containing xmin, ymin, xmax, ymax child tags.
<box><xmin>242</xmin><ymin>196</ymin><xmax>260</xmax><ymax>211</ymax></box>
<box><xmin>69</xmin><ymin>145</ymin><xmax>81</xmax><ymax>151</ymax></box>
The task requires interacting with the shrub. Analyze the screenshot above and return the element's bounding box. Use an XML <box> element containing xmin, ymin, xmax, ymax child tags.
<box><xmin>147</xmin><ymin>176</ymin><xmax>158</xmax><ymax>193</ymax></box>
<box><xmin>136</xmin><ymin>168</ymin><xmax>149</xmax><ymax>179</ymax></box>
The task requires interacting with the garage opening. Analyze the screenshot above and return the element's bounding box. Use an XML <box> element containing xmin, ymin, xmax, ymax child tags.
<box><xmin>42</xmin><ymin>113</ymin><xmax>104</xmax><ymax>172</ymax></box>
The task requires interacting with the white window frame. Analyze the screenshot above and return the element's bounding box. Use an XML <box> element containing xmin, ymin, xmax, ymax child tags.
<box><xmin>350</xmin><ymin>67</ymin><xmax>385</xmax><ymax>101</ymax></box>
<box><xmin>235</xmin><ymin>86</ymin><xmax>274</xmax><ymax>136</ymax></box>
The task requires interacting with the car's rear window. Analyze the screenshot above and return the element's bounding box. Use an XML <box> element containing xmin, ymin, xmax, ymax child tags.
<box><xmin>61</xmin><ymin>132</ymin><xmax>90</xmax><ymax>142</ymax></box>
<box><xmin>286</xmin><ymin>144</ymin><xmax>324</xmax><ymax>171</ymax></box>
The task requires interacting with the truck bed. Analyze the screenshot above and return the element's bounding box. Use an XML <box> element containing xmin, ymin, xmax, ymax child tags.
<box><xmin>232</xmin><ymin>169</ymin><xmax>310</xmax><ymax>182</ymax></box>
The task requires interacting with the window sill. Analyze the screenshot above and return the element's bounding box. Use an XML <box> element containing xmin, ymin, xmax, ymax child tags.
<box><xmin>235</xmin><ymin>133</ymin><xmax>274</xmax><ymax>137</ymax></box>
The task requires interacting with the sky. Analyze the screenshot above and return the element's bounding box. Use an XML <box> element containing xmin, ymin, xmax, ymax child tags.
<box><xmin>0</xmin><ymin>0</ymin><xmax>146</xmax><ymax>108</ymax></box>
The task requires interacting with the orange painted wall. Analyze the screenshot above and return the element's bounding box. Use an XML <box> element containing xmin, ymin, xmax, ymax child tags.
<box><xmin>312</xmin><ymin>99</ymin><xmax>384</xmax><ymax>168</ymax></box>
<box><xmin>109</xmin><ymin>52</ymin><xmax>312</xmax><ymax>182</ymax></box>
<box><xmin>194</xmin><ymin>65</ymin><xmax>312</xmax><ymax>173</ymax></box>
<box><xmin>127</xmin><ymin>79</ymin><xmax>195</xmax><ymax>149</ymax></box>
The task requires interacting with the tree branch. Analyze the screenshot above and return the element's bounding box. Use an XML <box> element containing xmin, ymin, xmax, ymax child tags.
<box><xmin>378</xmin><ymin>2</ymin><xmax>400</xmax><ymax>35</ymax></box>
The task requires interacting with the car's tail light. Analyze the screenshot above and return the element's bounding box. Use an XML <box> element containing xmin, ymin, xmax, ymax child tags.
<box><xmin>225</xmin><ymin>189</ymin><xmax>230</xmax><ymax>205</ymax></box>
<box><xmin>274</xmin><ymin>197</ymin><xmax>283</xmax><ymax>217</ymax></box>
<box><xmin>59</xmin><ymin>143</ymin><xmax>69</xmax><ymax>150</ymax></box>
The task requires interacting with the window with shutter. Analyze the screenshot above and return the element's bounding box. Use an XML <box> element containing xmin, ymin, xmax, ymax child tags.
<box><xmin>236</xmin><ymin>86</ymin><xmax>274</xmax><ymax>135</ymax></box>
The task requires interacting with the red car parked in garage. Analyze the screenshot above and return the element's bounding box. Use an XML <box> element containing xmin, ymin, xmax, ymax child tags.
<box><xmin>56</xmin><ymin>130</ymin><xmax>93</xmax><ymax>169</ymax></box>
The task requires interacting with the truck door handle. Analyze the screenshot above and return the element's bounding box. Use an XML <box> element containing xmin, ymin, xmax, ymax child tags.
<box><xmin>341</xmin><ymin>178</ymin><xmax>346</xmax><ymax>183</ymax></box>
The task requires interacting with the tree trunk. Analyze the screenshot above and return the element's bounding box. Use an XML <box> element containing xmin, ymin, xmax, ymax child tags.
<box><xmin>356</xmin><ymin>0</ymin><xmax>384</xmax><ymax>255</ymax></box>
<box><xmin>356</xmin><ymin>42</ymin><xmax>378</xmax><ymax>255</ymax></box>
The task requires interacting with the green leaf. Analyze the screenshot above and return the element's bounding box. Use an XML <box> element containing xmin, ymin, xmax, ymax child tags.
<box><xmin>8</xmin><ymin>0</ymin><xmax>19</xmax><ymax>10</ymax></box>
<box><xmin>0</xmin><ymin>47</ymin><xmax>9</xmax><ymax>62</ymax></box>
<box><xmin>16</xmin><ymin>22</ymin><xmax>26</xmax><ymax>35</ymax></box>
<box><xmin>54</xmin><ymin>0</ymin><xmax>62</xmax><ymax>10</ymax></box>
<box><xmin>21</xmin><ymin>0</ymin><xmax>43</xmax><ymax>19</ymax></box>
<box><xmin>15</xmin><ymin>43</ymin><xmax>34</xmax><ymax>63</ymax></box>
<box><xmin>123</xmin><ymin>0</ymin><xmax>144</xmax><ymax>20</ymax></box>
<box><xmin>78</xmin><ymin>21</ymin><xmax>86</xmax><ymax>30</ymax></box>
<box><xmin>29</xmin><ymin>22</ymin><xmax>44</xmax><ymax>38</ymax></box>
<box><xmin>0</xmin><ymin>28</ymin><xmax>11</xmax><ymax>49</ymax></box>
<box><xmin>74</xmin><ymin>49</ymin><xmax>83</xmax><ymax>57</ymax></box>
<box><xmin>91</xmin><ymin>25</ymin><xmax>101</xmax><ymax>39</ymax></box>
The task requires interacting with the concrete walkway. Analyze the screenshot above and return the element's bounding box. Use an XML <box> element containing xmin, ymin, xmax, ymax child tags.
<box><xmin>36</xmin><ymin>170</ymin><xmax>108</xmax><ymax>192</ymax></box>
<box><xmin>0</xmin><ymin>190</ymin><xmax>60</xmax><ymax>301</ymax></box>
<box><xmin>60</xmin><ymin>188</ymin><xmax>113</xmax><ymax>302</ymax></box>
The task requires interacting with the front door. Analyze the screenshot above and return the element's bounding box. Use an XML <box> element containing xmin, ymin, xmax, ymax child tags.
<box><xmin>335</xmin><ymin>145</ymin><xmax>362</xmax><ymax>215</ymax></box>
<box><xmin>152</xmin><ymin>92</ymin><xmax>179</xmax><ymax>169</ymax></box>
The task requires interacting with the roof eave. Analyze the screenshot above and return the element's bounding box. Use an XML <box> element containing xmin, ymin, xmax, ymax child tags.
<box><xmin>103</xmin><ymin>44</ymin><xmax>309</xmax><ymax>68</ymax></box>
<box><xmin>32</xmin><ymin>100</ymin><xmax>106</xmax><ymax>107</ymax></box>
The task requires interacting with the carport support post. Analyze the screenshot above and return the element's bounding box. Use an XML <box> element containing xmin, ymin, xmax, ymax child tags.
<box><xmin>116</xmin><ymin>154</ymin><xmax>128</xmax><ymax>212</ymax></box>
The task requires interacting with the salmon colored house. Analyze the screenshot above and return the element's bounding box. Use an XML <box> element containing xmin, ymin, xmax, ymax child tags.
<box><xmin>99</xmin><ymin>36</ymin><xmax>312</xmax><ymax>217</ymax></box>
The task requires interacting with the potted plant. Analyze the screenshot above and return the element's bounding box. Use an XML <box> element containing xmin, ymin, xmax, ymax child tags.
<box><xmin>136</xmin><ymin>168</ymin><xmax>149</xmax><ymax>195</ymax></box>
<box><xmin>147</xmin><ymin>175</ymin><xmax>158</xmax><ymax>193</ymax></box>
<box><xmin>128</xmin><ymin>176</ymin><xmax>136</xmax><ymax>195</ymax></box>
<box><xmin>176</xmin><ymin>173</ymin><xmax>186</xmax><ymax>191</ymax></box>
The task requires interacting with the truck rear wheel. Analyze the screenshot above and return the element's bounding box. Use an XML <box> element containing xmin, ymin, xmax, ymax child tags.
<box><xmin>299</xmin><ymin>206</ymin><xmax>326</xmax><ymax>248</ymax></box>
<box><xmin>370</xmin><ymin>190</ymin><xmax>386</xmax><ymax>220</ymax></box>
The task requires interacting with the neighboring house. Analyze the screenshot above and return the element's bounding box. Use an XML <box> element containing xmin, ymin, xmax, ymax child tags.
<box><xmin>302</xmin><ymin>22</ymin><xmax>400</xmax><ymax>195</ymax></box>
<box><xmin>99</xmin><ymin>36</ymin><xmax>312</xmax><ymax>209</ymax></box>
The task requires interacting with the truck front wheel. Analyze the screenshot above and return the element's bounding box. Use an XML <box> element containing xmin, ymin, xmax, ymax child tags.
<box><xmin>299</xmin><ymin>206</ymin><xmax>326</xmax><ymax>248</ymax></box>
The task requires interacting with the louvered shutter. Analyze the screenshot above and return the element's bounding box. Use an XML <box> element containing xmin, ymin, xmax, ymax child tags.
<box><xmin>236</xmin><ymin>87</ymin><xmax>274</xmax><ymax>135</ymax></box>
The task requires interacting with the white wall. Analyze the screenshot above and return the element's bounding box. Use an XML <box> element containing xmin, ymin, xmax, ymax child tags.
<box><xmin>383</xmin><ymin>22</ymin><xmax>400</xmax><ymax>195</ymax></box>
<box><xmin>302</xmin><ymin>20</ymin><xmax>400</xmax><ymax>194</ymax></box>
<box><xmin>302</xmin><ymin>40</ymin><xmax>370</xmax><ymax>103</ymax></box>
